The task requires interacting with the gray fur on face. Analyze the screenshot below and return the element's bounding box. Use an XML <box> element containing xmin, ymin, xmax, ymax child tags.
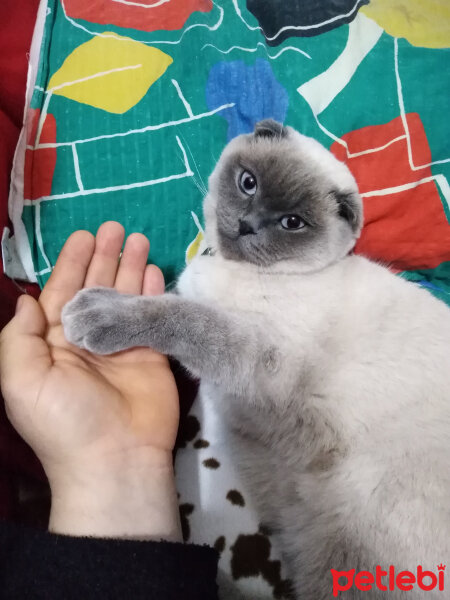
<box><xmin>207</xmin><ymin>121</ymin><xmax>362</xmax><ymax>268</ymax></box>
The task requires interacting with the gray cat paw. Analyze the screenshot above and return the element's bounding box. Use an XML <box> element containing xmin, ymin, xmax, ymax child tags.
<box><xmin>62</xmin><ymin>287</ymin><xmax>129</xmax><ymax>355</ymax></box>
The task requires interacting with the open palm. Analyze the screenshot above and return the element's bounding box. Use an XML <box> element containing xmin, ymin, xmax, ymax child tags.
<box><xmin>0</xmin><ymin>222</ymin><xmax>179</xmax><ymax>474</ymax></box>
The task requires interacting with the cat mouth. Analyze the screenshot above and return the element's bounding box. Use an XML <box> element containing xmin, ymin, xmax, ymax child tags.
<box><xmin>217</xmin><ymin>227</ymin><xmax>271</xmax><ymax>266</ymax></box>
<box><xmin>217</xmin><ymin>226</ymin><xmax>241</xmax><ymax>242</ymax></box>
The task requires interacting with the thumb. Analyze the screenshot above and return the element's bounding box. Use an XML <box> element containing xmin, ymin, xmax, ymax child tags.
<box><xmin>0</xmin><ymin>295</ymin><xmax>51</xmax><ymax>404</ymax></box>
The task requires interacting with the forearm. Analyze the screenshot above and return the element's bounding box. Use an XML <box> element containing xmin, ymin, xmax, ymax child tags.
<box><xmin>75</xmin><ymin>291</ymin><xmax>265</xmax><ymax>390</ymax></box>
<box><xmin>137</xmin><ymin>295</ymin><xmax>277</xmax><ymax>395</ymax></box>
<box><xmin>63</xmin><ymin>286</ymin><xmax>276</xmax><ymax>394</ymax></box>
<box><xmin>136</xmin><ymin>295</ymin><xmax>254</xmax><ymax>381</ymax></box>
<box><xmin>48</xmin><ymin>447</ymin><xmax>182</xmax><ymax>542</ymax></box>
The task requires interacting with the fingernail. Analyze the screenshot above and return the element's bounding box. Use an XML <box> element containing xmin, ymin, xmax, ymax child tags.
<box><xmin>15</xmin><ymin>295</ymin><xmax>25</xmax><ymax>314</ymax></box>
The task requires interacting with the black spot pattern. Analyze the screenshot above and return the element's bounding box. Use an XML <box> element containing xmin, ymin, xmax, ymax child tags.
<box><xmin>193</xmin><ymin>438</ymin><xmax>210</xmax><ymax>449</ymax></box>
<box><xmin>230</xmin><ymin>532</ymin><xmax>294</xmax><ymax>599</ymax></box>
<box><xmin>226</xmin><ymin>489</ymin><xmax>245</xmax><ymax>507</ymax></box>
<box><xmin>214</xmin><ymin>536</ymin><xmax>226</xmax><ymax>554</ymax></box>
<box><xmin>179</xmin><ymin>503</ymin><xmax>194</xmax><ymax>542</ymax></box>
<box><xmin>176</xmin><ymin>415</ymin><xmax>200</xmax><ymax>449</ymax></box>
<box><xmin>202</xmin><ymin>458</ymin><xmax>220</xmax><ymax>469</ymax></box>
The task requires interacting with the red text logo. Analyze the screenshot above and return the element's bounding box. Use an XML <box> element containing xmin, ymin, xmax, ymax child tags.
<box><xmin>331</xmin><ymin>564</ymin><xmax>445</xmax><ymax>596</ymax></box>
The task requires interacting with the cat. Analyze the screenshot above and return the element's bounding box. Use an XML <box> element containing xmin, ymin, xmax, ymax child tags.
<box><xmin>62</xmin><ymin>119</ymin><xmax>450</xmax><ymax>599</ymax></box>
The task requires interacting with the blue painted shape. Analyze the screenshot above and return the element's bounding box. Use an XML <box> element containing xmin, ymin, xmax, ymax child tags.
<box><xmin>206</xmin><ymin>59</ymin><xmax>289</xmax><ymax>140</ymax></box>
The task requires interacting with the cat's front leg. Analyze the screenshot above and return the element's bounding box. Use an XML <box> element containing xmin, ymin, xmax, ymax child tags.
<box><xmin>62</xmin><ymin>287</ymin><xmax>276</xmax><ymax>393</ymax></box>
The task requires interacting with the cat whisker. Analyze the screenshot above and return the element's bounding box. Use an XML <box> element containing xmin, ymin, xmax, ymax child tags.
<box><xmin>178</xmin><ymin>133</ymin><xmax>209</xmax><ymax>196</ymax></box>
<box><xmin>191</xmin><ymin>176</ymin><xmax>208</xmax><ymax>197</ymax></box>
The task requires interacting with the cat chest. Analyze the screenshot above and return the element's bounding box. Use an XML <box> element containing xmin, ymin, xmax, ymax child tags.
<box><xmin>178</xmin><ymin>258</ymin><xmax>316</xmax><ymax>325</ymax></box>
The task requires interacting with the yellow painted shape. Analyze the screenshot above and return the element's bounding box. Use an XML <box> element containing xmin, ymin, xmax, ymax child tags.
<box><xmin>48</xmin><ymin>33</ymin><xmax>173</xmax><ymax>113</ymax></box>
<box><xmin>186</xmin><ymin>230</ymin><xmax>204</xmax><ymax>263</ymax></box>
<box><xmin>361</xmin><ymin>0</ymin><xmax>450</xmax><ymax>48</ymax></box>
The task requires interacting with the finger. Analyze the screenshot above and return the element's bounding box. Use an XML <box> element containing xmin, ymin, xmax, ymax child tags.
<box><xmin>84</xmin><ymin>222</ymin><xmax>125</xmax><ymax>288</ymax></box>
<box><xmin>0</xmin><ymin>295</ymin><xmax>51</xmax><ymax>405</ymax></box>
<box><xmin>142</xmin><ymin>264</ymin><xmax>165</xmax><ymax>296</ymax></box>
<box><xmin>114</xmin><ymin>233</ymin><xmax>150</xmax><ymax>294</ymax></box>
<box><xmin>39</xmin><ymin>230</ymin><xmax>95</xmax><ymax>325</ymax></box>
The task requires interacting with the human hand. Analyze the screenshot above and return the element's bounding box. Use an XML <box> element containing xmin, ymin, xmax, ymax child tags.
<box><xmin>0</xmin><ymin>222</ymin><xmax>181</xmax><ymax>540</ymax></box>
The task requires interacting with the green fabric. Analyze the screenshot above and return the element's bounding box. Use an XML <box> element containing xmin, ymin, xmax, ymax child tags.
<box><xmin>18</xmin><ymin>0</ymin><xmax>450</xmax><ymax>305</ymax></box>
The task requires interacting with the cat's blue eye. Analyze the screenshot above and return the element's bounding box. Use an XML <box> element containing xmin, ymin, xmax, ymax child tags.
<box><xmin>280</xmin><ymin>215</ymin><xmax>305</xmax><ymax>230</ymax></box>
<box><xmin>238</xmin><ymin>170</ymin><xmax>257</xmax><ymax>196</ymax></box>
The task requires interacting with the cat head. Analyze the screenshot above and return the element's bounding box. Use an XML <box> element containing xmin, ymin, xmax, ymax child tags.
<box><xmin>204</xmin><ymin>119</ymin><xmax>363</xmax><ymax>271</ymax></box>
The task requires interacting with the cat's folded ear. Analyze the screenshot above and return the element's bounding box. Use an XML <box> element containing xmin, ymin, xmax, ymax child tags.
<box><xmin>333</xmin><ymin>190</ymin><xmax>363</xmax><ymax>235</ymax></box>
<box><xmin>254</xmin><ymin>119</ymin><xmax>287</xmax><ymax>139</ymax></box>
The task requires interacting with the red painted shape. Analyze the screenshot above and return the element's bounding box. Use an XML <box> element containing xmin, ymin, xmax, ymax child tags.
<box><xmin>331</xmin><ymin>114</ymin><xmax>450</xmax><ymax>270</ymax></box>
<box><xmin>354</xmin><ymin>182</ymin><xmax>450</xmax><ymax>270</ymax></box>
<box><xmin>64</xmin><ymin>0</ymin><xmax>213</xmax><ymax>33</ymax></box>
<box><xmin>23</xmin><ymin>108</ymin><xmax>57</xmax><ymax>201</ymax></box>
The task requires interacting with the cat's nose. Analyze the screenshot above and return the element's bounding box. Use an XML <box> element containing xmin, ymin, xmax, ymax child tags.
<box><xmin>239</xmin><ymin>219</ymin><xmax>256</xmax><ymax>236</ymax></box>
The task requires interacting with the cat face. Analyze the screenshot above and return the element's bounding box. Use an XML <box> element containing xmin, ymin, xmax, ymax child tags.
<box><xmin>205</xmin><ymin>120</ymin><xmax>363</xmax><ymax>270</ymax></box>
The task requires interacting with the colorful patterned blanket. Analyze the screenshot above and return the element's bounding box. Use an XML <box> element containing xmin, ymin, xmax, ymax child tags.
<box><xmin>6</xmin><ymin>0</ymin><xmax>450</xmax><ymax>304</ymax></box>
<box><xmin>5</xmin><ymin>1</ymin><xmax>450</xmax><ymax>598</ymax></box>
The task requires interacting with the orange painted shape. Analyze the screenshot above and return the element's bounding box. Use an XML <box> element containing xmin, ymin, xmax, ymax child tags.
<box><xmin>331</xmin><ymin>113</ymin><xmax>450</xmax><ymax>270</ymax></box>
<box><xmin>64</xmin><ymin>0</ymin><xmax>213</xmax><ymax>33</ymax></box>
<box><xmin>24</xmin><ymin>109</ymin><xmax>57</xmax><ymax>201</ymax></box>
<box><xmin>355</xmin><ymin>183</ymin><xmax>450</xmax><ymax>270</ymax></box>
<box><xmin>331</xmin><ymin>114</ymin><xmax>432</xmax><ymax>194</ymax></box>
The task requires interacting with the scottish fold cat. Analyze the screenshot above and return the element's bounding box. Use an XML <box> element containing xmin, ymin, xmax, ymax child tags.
<box><xmin>63</xmin><ymin>120</ymin><xmax>450</xmax><ymax>599</ymax></box>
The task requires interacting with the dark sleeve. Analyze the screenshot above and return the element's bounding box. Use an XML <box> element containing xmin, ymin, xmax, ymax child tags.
<box><xmin>0</xmin><ymin>520</ymin><xmax>218</xmax><ymax>600</ymax></box>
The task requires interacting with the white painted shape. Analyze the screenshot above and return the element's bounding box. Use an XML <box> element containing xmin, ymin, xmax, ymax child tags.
<box><xmin>34</xmin><ymin>202</ymin><xmax>52</xmax><ymax>271</ymax></box>
<box><xmin>35</xmin><ymin>266</ymin><xmax>53</xmax><ymax>276</ymax></box>
<box><xmin>191</xmin><ymin>211</ymin><xmax>204</xmax><ymax>233</ymax></box>
<box><xmin>24</xmin><ymin>136</ymin><xmax>193</xmax><ymax>202</ymax></box>
<box><xmin>202</xmin><ymin>41</ymin><xmax>311</xmax><ymax>60</ymax></box>
<box><xmin>394</xmin><ymin>37</ymin><xmax>420</xmax><ymax>173</ymax></box>
<box><xmin>171</xmin><ymin>78</ymin><xmax>194</xmax><ymax>118</ymax></box>
<box><xmin>312</xmin><ymin>110</ymin><xmax>409</xmax><ymax>158</ymax></box>
<box><xmin>24</xmin><ymin>171</ymin><xmax>193</xmax><ymax>203</ymax></box>
<box><xmin>347</xmin><ymin>135</ymin><xmax>406</xmax><ymax>158</ymax></box>
<box><xmin>435</xmin><ymin>174</ymin><xmax>450</xmax><ymax>210</ymax></box>
<box><xmin>34</xmin><ymin>103</ymin><xmax>235</xmax><ymax>149</ymax></box>
<box><xmin>48</xmin><ymin>64</ymin><xmax>142</xmax><ymax>93</ymax></box>
<box><xmin>298</xmin><ymin>12</ymin><xmax>383</xmax><ymax>115</ymax></box>
<box><xmin>111</xmin><ymin>0</ymin><xmax>170</xmax><ymax>7</ymax></box>
<box><xmin>175</xmin><ymin>134</ymin><xmax>194</xmax><ymax>175</ymax></box>
<box><xmin>71</xmin><ymin>143</ymin><xmax>84</xmax><ymax>191</ymax></box>
<box><xmin>361</xmin><ymin>174</ymin><xmax>447</xmax><ymax>199</ymax></box>
<box><xmin>394</xmin><ymin>38</ymin><xmax>450</xmax><ymax>172</ymax></box>
<box><xmin>311</xmin><ymin>111</ymin><xmax>346</xmax><ymax>148</ymax></box>
<box><xmin>35</xmin><ymin>90</ymin><xmax>52</xmax><ymax>149</ymax></box>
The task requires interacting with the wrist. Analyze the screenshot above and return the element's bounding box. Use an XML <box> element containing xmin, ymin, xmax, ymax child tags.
<box><xmin>48</xmin><ymin>447</ymin><xmax>182</xmax><ymax>542</ymax></box>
